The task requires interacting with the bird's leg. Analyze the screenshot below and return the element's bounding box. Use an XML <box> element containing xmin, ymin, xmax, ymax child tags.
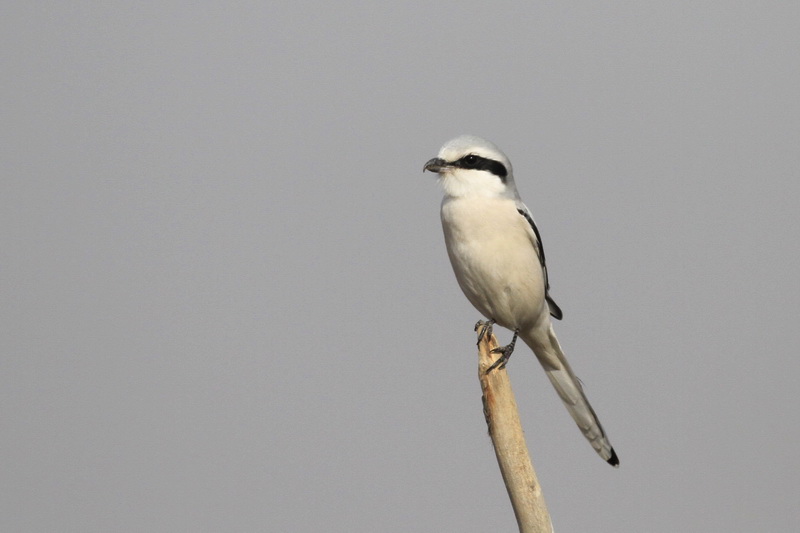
<box><xmin>474</xmin><ymin>319</ymin><xmax>495</xmax><ymax>345</ymax></box>
<box><xmin>485</xmin><ymin>329</ymin><xmax>519</xmax><ymax>374</ymax></box>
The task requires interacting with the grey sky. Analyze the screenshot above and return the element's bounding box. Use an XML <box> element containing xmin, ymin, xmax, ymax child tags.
<box><xmin>2</xmin><ymin>2</ymin><xmax>799</xmax><ymax>531</ymax></box>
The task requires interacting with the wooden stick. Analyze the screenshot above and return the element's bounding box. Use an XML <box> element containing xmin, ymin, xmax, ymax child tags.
<box><xmin>477</xmin><ymin>325</ymin><xmax>554</xmax><ymax>533</ymax></box>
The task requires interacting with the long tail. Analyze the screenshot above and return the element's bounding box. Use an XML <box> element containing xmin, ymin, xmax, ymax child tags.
<box><xmin>521</xmin><ymin>324</ymin><xmax>619</xmax><ymax>466</ymax></box>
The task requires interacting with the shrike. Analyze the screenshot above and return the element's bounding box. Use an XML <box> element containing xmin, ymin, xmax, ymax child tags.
<box><xmin>424</xmin><ymin>135</ymin><xmax>618</xmax><ymax>466</ymax></box>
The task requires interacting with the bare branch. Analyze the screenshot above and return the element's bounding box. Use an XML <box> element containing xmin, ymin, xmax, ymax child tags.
<box><xmin>478</xmin><ymin>327</ymin><xmax>553</xmax><ymax>533</ymax></box>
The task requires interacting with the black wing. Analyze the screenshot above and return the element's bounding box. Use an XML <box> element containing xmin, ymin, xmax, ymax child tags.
<box><xmin>517</xmin><ymin>207</ymin><xmax>563</xmax><ymax>320</ymax></box>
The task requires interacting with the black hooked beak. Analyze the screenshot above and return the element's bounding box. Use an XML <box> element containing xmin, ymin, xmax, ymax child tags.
<box><xmin>423</xmin><ymin>157</ymin><xmax>449</xmax><ymax>173</ymax></box>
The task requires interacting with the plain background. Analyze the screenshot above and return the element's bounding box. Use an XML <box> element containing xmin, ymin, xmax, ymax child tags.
<box><xmin>2</xmin><ymin>2</ymin><xmax>799</xmax><ymax>532</ymax></box>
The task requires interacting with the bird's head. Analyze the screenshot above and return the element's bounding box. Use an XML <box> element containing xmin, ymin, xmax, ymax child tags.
<box><xmin>423</xmin><ymin>135</ymin><xmax>517</xmax><ymax>199</ymax></box>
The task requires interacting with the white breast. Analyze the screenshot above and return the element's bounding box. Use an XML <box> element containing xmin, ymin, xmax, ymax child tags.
<box><xmin>440</xmin><ymin>196</ymin><xmax>548</xmax><ymax>330</ymax></box>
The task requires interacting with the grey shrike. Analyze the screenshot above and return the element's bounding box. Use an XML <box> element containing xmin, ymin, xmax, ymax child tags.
<box><xmin>424</xmin><ymin>135</ymin><xmax>619</xmax><ymax>467</ymax></box>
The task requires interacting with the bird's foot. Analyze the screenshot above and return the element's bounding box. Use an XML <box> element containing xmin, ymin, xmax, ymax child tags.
<box><xmin>485</xmin><ymin>329</ymin><xmax>519</xmax><ymax>374</ymax></box>
<box><xmin>474</xmin><ymin>319</ymin><xmax>495</xmax><ymax>345</ymax></box>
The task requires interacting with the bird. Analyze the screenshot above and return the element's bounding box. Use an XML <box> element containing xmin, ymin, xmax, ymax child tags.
<box><xmin>423</xmin><ymin>135</ymin><xmax>618</xmax><ymax>467</ymax></box>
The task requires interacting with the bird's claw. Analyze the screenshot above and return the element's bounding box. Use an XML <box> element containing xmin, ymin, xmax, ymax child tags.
<box><xmin>484</xmin><ymin>329</ymin><xmax>519</xmax><ymax>374</ymax></box>
<box><xmin>475</xmin><ymin>319</ymin><xmax>495</xmax><ymax>345</ymax></box>
<box><xmin>486</xmin><ymin>347</ymin><xmax>512</xmax><ymax>373</ymax></box>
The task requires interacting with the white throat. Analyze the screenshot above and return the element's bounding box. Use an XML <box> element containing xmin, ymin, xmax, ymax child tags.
<box><xmin>438</xmin><ymin>169</ymin><xmax>511</xmax><ymax>199</ymax></box>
